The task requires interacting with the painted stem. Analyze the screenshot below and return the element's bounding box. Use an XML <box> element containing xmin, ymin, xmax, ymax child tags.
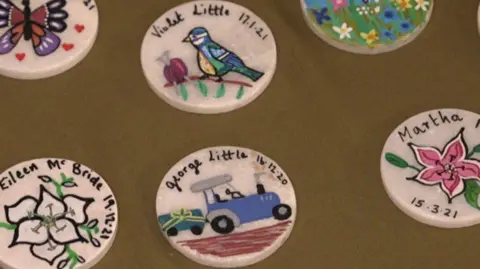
<box><xmin>0</xmin><ymin>222</ymin><xmax>16</xmax><ymax>230</ymax></box>
<box><xmin>407</xmin><ymin>165</ymin><xmax>421</xmax><ymax>172</ymax></box>
<box><xmin>467</xmin><ymin>151</ymin><xmax>476</xmax><ymax>158</ymax></box>
<box><xmin>66</xmin><ymin>245</ymin><xmax>79</xmax><ymax>269</ymax></box>
<box><xmin>164</xmin><ymin>76</ymin><xmax>253</xmax><ymax>88</ymax></box>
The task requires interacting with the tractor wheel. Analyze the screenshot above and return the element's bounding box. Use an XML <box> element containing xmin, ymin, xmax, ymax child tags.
<box><xmin>272</xmin><ymin>204</ymin><xmax>292</xmax><ymax>220</ymax></box>
<box><xmin>190</xmin><ymin>225</ymin><xmax>203</xmax><ymax>235</ymax></box>
<box><xmin>210</xmin><ymin>215</ymin><xmax>235</xmax><ymax>234</ymax></box>
<box><xmin>166</xmin><ymin>227</ymin><xmax>178</xmax><ymax>236</ymax></box>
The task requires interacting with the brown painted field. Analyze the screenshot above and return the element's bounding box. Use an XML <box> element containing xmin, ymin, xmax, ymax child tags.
<box><xmin>178</xmin><ymin>221</ymin><xmax>292</xmax><ymax>257</ymax></box>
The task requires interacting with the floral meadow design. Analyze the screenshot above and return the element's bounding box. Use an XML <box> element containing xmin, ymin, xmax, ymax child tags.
<box><xmin>304</xmin><ymin>0</ymin><xmax>432</xmax><ymax>48</ymax></box>
<box><xmin>385</xmin><ymin>128</ymin><xmax>480</xmax><ymax>209</ymax></box>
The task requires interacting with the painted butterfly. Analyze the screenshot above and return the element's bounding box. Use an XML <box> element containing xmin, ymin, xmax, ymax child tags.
<box><xmin>0</xmin><ymin>0</ymin><xmax>68</xmax><ymax>56</ymax></box>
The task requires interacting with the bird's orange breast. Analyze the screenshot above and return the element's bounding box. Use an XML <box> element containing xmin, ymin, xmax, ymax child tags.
<box><xmin>198</xmin><ymin>52</ymin><xmax>216</xmax><ymax>75</ymax></box>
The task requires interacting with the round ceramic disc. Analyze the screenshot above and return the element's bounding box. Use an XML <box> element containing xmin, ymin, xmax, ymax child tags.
<box><xmin>301</xmin><ymin>0</ymin><xmax>434</xmax><ymax>54</ymax></box>
<box><xmin>156</xmin><ymin>146</ymin><xmax>296</xmax><ymax>268</ymax></box>
<box><xmin>141</xmin><ymin>1</ymin><xmax>277</xmax><ymax>114</ymax></box>
<box><xmin>0</xmin><ymin>158</ymin><xmax>118</xmax><ymax>269</ymax></box>
<box><xmin>0</xmin><ymin>0</ymin><xmax>99</xmax><ymax>80</ymax></box>
<box><xmin>477</xmin><ymin>2</ymin><xmax>480</xmax><ymax>36</ymax></box>
<box><xmin>381</xmin><ymin>109</ymin><xmax>480</xmax><ymax>228</ymax></box>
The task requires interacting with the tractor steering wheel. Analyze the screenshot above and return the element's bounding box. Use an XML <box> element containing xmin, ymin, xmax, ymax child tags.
<box><xmin>226</xmin><ymin>188</ymin><xmax>245</xmax><ymax>199</ymax></box>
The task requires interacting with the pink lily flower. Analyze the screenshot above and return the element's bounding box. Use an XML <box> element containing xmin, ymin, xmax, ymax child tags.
<box><xmin>408</xmin><ymin>128</ymin><xmax>480</xmax><ymax>202</ymax></box>
<box><xmin>329</xmin><ymin>0</ymin><xmax>348</xmax><ymax>11</ymax></box>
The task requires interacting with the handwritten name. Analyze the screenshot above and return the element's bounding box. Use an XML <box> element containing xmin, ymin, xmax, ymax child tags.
<box><xmin>165</xmin><ymin>159</ymin><xmax>203</xmax><ymax>192</ymax></box>
<box><xmin>398</xmin><ymin>110</ymin><xmax>463</xmax><ymax>142</ymax></box>
<box><xmin>151</xmin><ymin>11</ymin><xmax>185</xmax><ymax>38</ymax></box>
<box><xmin>0</xmin><ymin>162</ymin><xmax>39</xmax><ymax>191</ymax></box>
<box><xmin>209</xmin><ymin>149</ymin><xmax>248</xmax><ymax>161</ymax></box>
<box><xmin>193</xmin><ymin>3</ymin><xmax>230</xmax><ymax>16</ymax></box>
<box><xmin>72</xmin><ymin>163</ymin><xmax>103</xmax><ymax>191</ymax></box>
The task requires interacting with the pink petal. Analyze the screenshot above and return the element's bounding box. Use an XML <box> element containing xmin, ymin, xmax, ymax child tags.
<box><xmin>410</xmin><ymin>144</ymin><xmax>441</xmax><ymax>167</ymax></box>
<box><xmin>441</xmin><ymin>132</ymin><xmax>466</xmax><ymax>164</ymax></box>
<box><xmin>441</xmin><ymin>175</ymin><xmax>465</xmax><ymax>199</ymax></box>
<box><xmin>415</xmin><ymin>167</ymin><xmax>444</xmax><ymax>183</ymax></box>
<box><xmin>457</xmin><ymin>159</ymin><xmax>480</xmax><ymax>179</ymax></box>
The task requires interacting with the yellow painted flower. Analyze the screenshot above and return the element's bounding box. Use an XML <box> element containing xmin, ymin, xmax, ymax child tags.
<box><xmin>360</xmin><ymin>29</ymin><xmax>379</xmax><ymax>45</ymax></box>
<box><xmin>396</xmin><ymin>0</ymin><xmax>412</xmax><ymax>10</ymax></box>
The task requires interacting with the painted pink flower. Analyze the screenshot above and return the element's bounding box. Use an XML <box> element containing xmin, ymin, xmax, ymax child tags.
<box><xmin>329</xmin><ymin>0</ymin><xmax>348</xmax><ymax>11</ymax></box>
<box><xmin>408</xmin><ymin>128</ymin><xmax>480</xmax><ymax>202</ymax></box>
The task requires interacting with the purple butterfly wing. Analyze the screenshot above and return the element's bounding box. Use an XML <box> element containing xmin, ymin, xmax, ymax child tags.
<box><xmin>0</xmin><ymin>29</ymin><xmax>15</xmax><ymax>54</ymax></box>
<box><xmin>0</xmin><ymin>0</ymin><xmax>14</xmax><ymax>29</ymax></box>
<box><xmin>33</xmin><ymin>28</ymin><xmax>61</xmax><ymax>56</ymax></box>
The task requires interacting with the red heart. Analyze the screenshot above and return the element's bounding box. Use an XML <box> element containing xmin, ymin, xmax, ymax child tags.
<box><xmin>62</xmin><ymin>43</ymin><xmax>74</xmax><ymax>51</ymax></box>
<box><xmin>75</xmin><ymin>24</ymin><xmax>85</xmax><ymax>33</ymax></box>
<box><xmin>15</xmin><ymin>53</ymin><xmax>25</xmax><ymax>61</ymax></box>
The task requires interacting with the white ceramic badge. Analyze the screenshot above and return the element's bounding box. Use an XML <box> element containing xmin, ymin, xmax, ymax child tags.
<box><xmin>156</xmin><ymin>146</ymin><xmax>296</xmax><ymax>268</ymax></box>
<box><xmin>477</xmin><ymin>2</ymin><xmax>480</xmax><ymax>37</ymax></box>
<box><xmin>0</xmin><ymin>0</ymin><xmax>99</xmax><ymax>80</ymax></box>
<box><xmin>141</xmin><ymin>1</ymin><xmax>277</xmax><ymax>114</ymax></box>
<box><xmin>381</xmin><ymin>109</ymin><xmax>480</xmax><ymax>228</ymax></box>
<box><xmin>0</xmin><ymin>158</ymin><xmax>118</xmax><ymax>269</ymax></box>
<box><xmin>300</xmin><ymin>0</ymin><xmax>434</xmax><ymax>54</ymax></box>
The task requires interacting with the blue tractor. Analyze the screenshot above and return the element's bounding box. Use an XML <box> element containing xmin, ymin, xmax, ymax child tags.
<box><xmin>190</xmin><ymin>172</ymin><xmax>292</xmax><ymax>234</ymax></box>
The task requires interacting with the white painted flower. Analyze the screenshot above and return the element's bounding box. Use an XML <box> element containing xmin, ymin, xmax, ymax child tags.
<box><xmin>332</xmin><ymin>23</ymin><xmax>353</xmax><ymax>40</ymax></box>
<box><xmin>415</xmin><ymin>0</ymin><xmax>429</xmax><ymax>11</ymax></box>
<box><xmin>374</xmin><ymin>6</ymin><xmax>381</xmax><ymax>13</ymax></box>
<box><xmin>4</xmin><ymin>185</ymin><xmax>93</xmax><ymax>265</ymax></box>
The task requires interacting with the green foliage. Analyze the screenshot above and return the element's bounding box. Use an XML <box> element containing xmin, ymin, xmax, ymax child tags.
<box><xmin>464</xmin><ymin>179</ymin><xmax>480</xmax><ymax>210</ymax></box>
<box><xmin>236</xmin><ymin>86</ymin><xmax>245</xmax><ymax>100</ymax></box>
<box><xmin>179</xmin><ymin>84</ymin><xmax>188</xmax><ymax>101</ymax></box>
<box><xmin>385</xmin><ymin>153</ymin><xmax>409</xmax><ymax>168</ymax></box>
<box><xmin>197</xmin><ymin>80</ymin><xmax>208</xmax><ymax>97</ymax></box>
<box><xmin>215</xmin><ymin>84</ymin><xmax>226</xmax><ymax>98</ymax></box>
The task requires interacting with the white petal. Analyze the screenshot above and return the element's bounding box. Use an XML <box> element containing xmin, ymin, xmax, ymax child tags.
<box><xmin>49</xmin><ymin>219</ymin><xmax>83</xmax><ymax>245</ymax></box>
<box><xmin>341</xmin><ymin>23</ymin><xmax>347</xmax><ymax>29</ymax></box>
<box><xmin>10</xmin><ymin>219</ymin><xmax>48</xmax><ymax>246</ymax></box>
<box><xmin>345</xmin><ymin>33</ymin><xmax>351</xmax><ymax>39</ymax></box>
<box><xmin>30</xmin><ymin>240</ymin><xmax>66</xmax><ymax>265</ymax></box>
<box><xmin>332</xmin><ymin>26</ymin><xmax>341</xmax><ymax>33</ymax></box>
<box><xmin>35</xmin><ymin>185</ymin><xmax>66</xmax><ymax>217</ymax></box>
<box><xmin>62</xmin><ymin>195</ymin><xmax>93</xmax><ymax>224</ymax></box>
<box><xmin>5</xmin><ymin>196</ymin><xmax>37</xmax><ymax>224</ymax></box>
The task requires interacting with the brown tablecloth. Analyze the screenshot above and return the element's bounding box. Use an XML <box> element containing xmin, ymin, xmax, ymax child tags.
<box><xmin>1</xmin><ymin>0</ymin><xmax>479</xmax><ymax>268</ymax></box>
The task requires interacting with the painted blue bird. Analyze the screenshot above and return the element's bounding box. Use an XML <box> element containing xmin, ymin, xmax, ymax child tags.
<box><xmin>182</xmin><ymin>27</ymin><xmax>264</xmax><ymax>83</ymax></box>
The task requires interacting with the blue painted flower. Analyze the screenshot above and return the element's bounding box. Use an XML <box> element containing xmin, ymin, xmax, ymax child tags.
<box><xmin>379</xmin><ymin>7</ymin><xmax>398</xmax><ymax>24</ymax></box>
<box><xmin>399</xmin><ymin>19</ymin><xmax>414</xmax><ymax>33</ymax></box>
<box><xmin>312</xmin><ymin>7</ymin><xmax>331</xmax><ymax>25</ymax></box>
<box><xmin>381</xmin><ymin>29</ymin><xmax>397</xmax><ymax>40</ymax></box>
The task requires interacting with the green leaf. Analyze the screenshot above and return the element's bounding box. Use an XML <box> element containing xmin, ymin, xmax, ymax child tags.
<box><xmin>215</xmin><ymin>84</ymin><xmax>225</xmax><ymax>98</ymax></box>
<box><xmin>385</xmin><ymin>153</ymin><xmax>409</xmax><ymax>168</ymax></box>
<box><xmin>470</xmin><ymin>144</ymin><xmax>480</xmax><ymax>155</ymax></box>
<box><xmin>236</xmin><ymin>86</ymin><xmax>245</xmax><ymax>100</ymax></box>
<box><xmin>464</xmin><ymin>179</ymin><xmax>480</xmax><ymax>209</ymax></box>
<box><xmin>179</xmin><ymin>84</ymin><xmax>188</xmax><ymax>101</ymax></box>
<box><xmin>197</xmin><ymin>81</ymin><xmax>208</xmax><ymax>97</ymax></box>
